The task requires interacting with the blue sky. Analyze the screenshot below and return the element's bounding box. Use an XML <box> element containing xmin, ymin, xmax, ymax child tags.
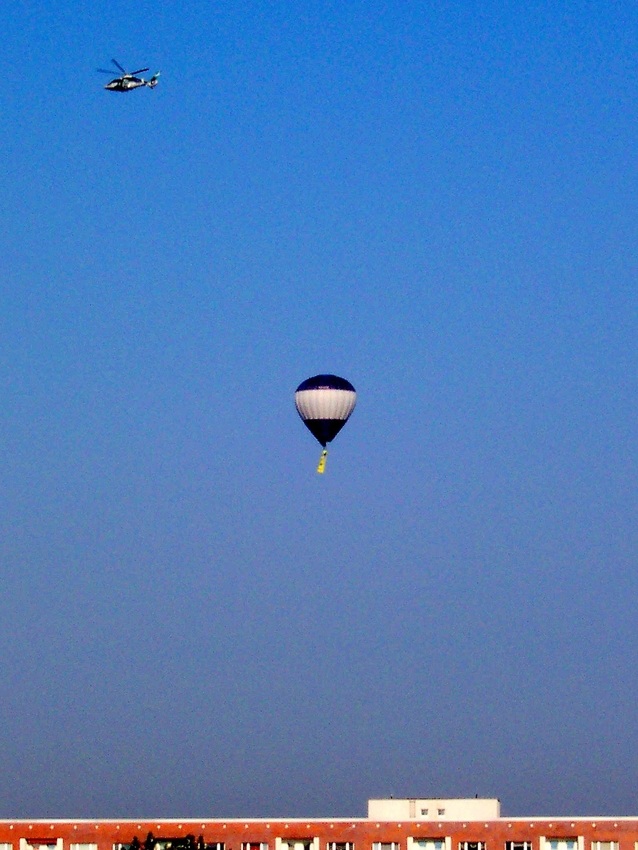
<box><xmin>1</xmin><ymin>0</ymin><xmax>637</xmax><ymax>819</ymax></box>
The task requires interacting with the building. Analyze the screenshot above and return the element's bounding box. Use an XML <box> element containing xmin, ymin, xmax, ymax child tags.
<box><xmin>0</xmin><ymin>797</ymin><xmax>633</xmax><ymax>850</ymax></box>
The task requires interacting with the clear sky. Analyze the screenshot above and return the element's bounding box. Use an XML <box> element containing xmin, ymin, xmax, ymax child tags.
<box><xmin>1</xmin><ymin>0</ymin><xmax>637</xmax><ymax>821</ymax></box>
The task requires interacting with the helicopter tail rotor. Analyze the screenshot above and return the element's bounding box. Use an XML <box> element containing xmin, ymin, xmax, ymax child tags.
<box><xmin>146</xmin><ymin>71</ymin><xmax>160</xmax><ymax>87</ymax></box>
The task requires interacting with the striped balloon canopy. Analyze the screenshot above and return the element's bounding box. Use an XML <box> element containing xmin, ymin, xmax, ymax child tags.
<box><xmin>294</xmin><ymin>374</ymin><xmax>357</xmax><ymax>448</ymax></box>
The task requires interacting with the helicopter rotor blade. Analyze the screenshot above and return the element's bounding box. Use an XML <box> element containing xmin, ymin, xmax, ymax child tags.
<box><xmin>97</xmin><ymin>68</ymin><xmax>117</xmax><ymax>74</ymax></box>
<box><xmin>111</xmin><ymin>59</ymin><xmax>127</xmax><ymax>73</ymax></box>
<box><xmin>130</xmin><ymin>67</ymin><xmax>150</xmax><ymax>75</ymax></box>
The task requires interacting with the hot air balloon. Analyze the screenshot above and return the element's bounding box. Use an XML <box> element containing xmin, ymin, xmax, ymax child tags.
<box><xmin>295</xmin><ymin>374</ymin><xmax>357</xmax><ymax>473</ymax></box>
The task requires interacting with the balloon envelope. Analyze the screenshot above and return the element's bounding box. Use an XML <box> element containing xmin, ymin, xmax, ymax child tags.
<box><xmin>295</xmin><ymin>374</ymin><xmax>357</xmax><ymax>447</ymax></box>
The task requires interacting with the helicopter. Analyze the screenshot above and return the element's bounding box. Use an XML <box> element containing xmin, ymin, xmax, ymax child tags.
<box><xmin>98</xmin><ymin>59</ymin><xmax>160</xmax><ymax>91</ymax></box>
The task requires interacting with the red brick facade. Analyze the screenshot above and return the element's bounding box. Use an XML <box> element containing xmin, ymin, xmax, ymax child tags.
<box><xmin>0</xmin><ymin>813</ymin><xmax>636</xmax><ymax>850</ymax></box>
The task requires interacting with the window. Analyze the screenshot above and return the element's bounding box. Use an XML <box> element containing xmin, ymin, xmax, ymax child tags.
<box><xmin>414</xmin><ymin>840</ymin><xmax>445</xmax><ymax>850</ymax></box>
<box><xmin>154</xmin><ymin>842</ymin><xmax>221</xmax><ymax>850</ymax></box>
<box><xmin>593</xmin><ymin>844</ymin><xmax>618</xmax><ymax>850</ymax></box>
<box><xmin>437</xmin><ymin>811</ymin><xmax>445</xmax><ymax>817</ymax></box>
<box><xmin>507</xmin><ymin>843</ymin><xmax>533</xmax><ymax>850</ymax></box>
<box><xmin>71</xmin><ymin>844</ymin><xmax>98</xmax><ymax>850</ymax></box>
<box><xmin>327</xmin><ymin>844</ymin><xmax>354</xmax><ymax>850</ymax></box>
<box><xmin>420</xmin><ymin>811</ymin><xmax>429</xmax><ymax>817</ymax></box>
<box><xmin>243</xmin><ymin>844</ymin><xmax>267</xmax><ymax>850</ymax></box>
<box><xmin>459</xmin><ymin>843</ymin><xmax>486</xmax><ymax>850</ymax></box>
<box><xmin>548</xmin><ymin>841</ymin><xmax>577</xmax><ymax>850</ymax></box>
<box><xmin>116</xmin><ymin>837</ymin><xmax>219</xmax><ymax>850</ymax></box>
<box><xmin>373</xmin><ymin>843</ymin><xmax>400</xmax><ymax>850</ymax></box>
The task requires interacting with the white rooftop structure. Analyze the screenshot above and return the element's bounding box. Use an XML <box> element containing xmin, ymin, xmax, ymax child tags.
<box><xmin>367</xmin><ymin>797</ymin><xmax>501</xmax><ymax>821</ymax></box>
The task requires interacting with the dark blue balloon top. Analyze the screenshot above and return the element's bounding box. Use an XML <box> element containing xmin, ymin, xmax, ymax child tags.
<box><xmin>296</xmin><ymin>374</ymin><xmax>355</xmax><ymax>393</ymax></box>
